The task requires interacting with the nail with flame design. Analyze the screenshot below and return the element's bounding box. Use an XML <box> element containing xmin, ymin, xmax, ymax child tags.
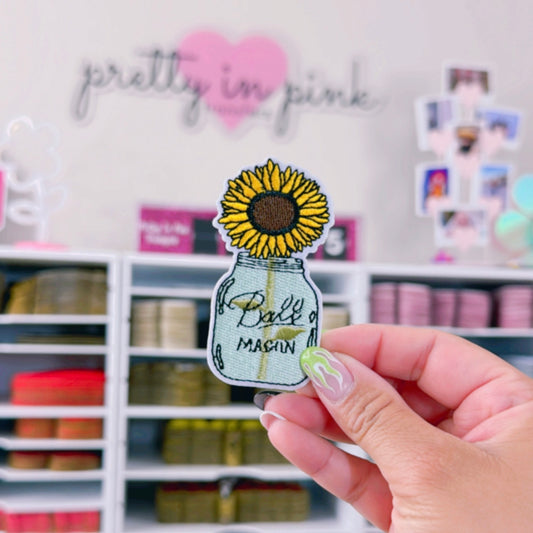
<box><xmin>300</xmin><ymin>347</ymin><xmax>354</xmax><ymax>402</ymax></box>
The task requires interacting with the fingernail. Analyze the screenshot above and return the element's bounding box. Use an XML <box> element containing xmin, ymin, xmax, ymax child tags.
<box><xmin>259</xmin><ymin>410</ymin><xmax>287</xmax><ymax>430</ymax></box>
<box><xmin>300</xmin><ymin>346</ymin><xmax>354</xmax><ymax>402</ymax></box>
<box><xmin>253</xmin><ymin>390</ymin><xmax>281</xmax><ymax>410</ymax></box>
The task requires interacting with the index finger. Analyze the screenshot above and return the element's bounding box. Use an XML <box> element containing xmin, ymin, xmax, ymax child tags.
<box><xmin>321</xmin><ymin>323</ymin><xmax>512</xmax><ymax>411</ymax></box>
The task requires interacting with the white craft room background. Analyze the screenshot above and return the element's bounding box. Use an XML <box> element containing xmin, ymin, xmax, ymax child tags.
<box><xmin>1</xmin><ymin>1</ymin><xmax>532</xmax><ymax>262</ymax></box>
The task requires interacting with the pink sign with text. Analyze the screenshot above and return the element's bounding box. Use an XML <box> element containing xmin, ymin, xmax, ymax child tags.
<box><xmin>138</xmin><ymin>205</ymin><xmax>225</xmax><ymax>255</ymax></box>
<box><xmin>139</xmin><ymin>205</ymin><xmax>359</xmax><ymax>260</ymax></box>
<box><xmin>311</xmin><ymin>216</ymin><xmax>359</xmax><ymax>261</ymax></box>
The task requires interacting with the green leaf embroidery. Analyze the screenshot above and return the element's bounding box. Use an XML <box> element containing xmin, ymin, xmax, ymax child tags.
<box><xmin>231</xmin><ymin>297</ymin><xmax>264</xmax><ymax>311</ymax></box>
<box><xmin>273</xmin><ymin>326</ymin><xmax>306</xmax><ymax>341</ymax></box>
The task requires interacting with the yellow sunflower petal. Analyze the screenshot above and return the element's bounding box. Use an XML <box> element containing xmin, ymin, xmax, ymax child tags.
<box><xmin>221</xmin><ymin>221</ymin><xmax>240</xmax><ymax>230</ymax></box>
<box><xmin>284</xmin><ymin>232</ymin><xmax>297</xmax><ymax>252</ymax></box>
<box><xmin>276</xmin><ymin>234</ymin><xmax>288</xmax><ymax>256</ymax></box>
<box><xmin>239</xmin><ymin>229</ymin><xmax>261</xmax><ymax>249</ymax></box>
<box><xmin>261</xmin><ymin>165</ymin><xmax>272</xmax><ymax>191</ymax></box>
<box><xmin>297</xmin><ymin>224</ymin><xmax>320</xmax><ymax>238</ymax></box>
<box><xmin>298</xmin><ymin>217</ymin><xmax>325</xmax><ymax>229</ymax></box>
<box><xmin>270</xmin><ymin>163</ymin><xmax>281</xmax><ymax>191</ymax></box>
<box><xmin>282</xmin><ymin>171</ymin><xmax>302</xmax><ymax>194</ymax></box>
<box><xmin>239</xmin><ymin>171</ymin><xmax>251</xmax><ymax>187</ymax></box>
<box><xmin>254</xmin><ymin>233</ymin><xmax>269</xmax><ymax>258</ymax></box>
<box><xmin>293</xmin><ymin>176</ymin><xmax>314</xmax><ymax>190</ymax></box>
<box><xmin>296</xmin><ymin>190</ymin><xmax>324</xmax><ymax>206</ymax></box>
<box><xmin>221</xmin><ymin>201</ymin><xmax>249</xmax><ymax>212</ymax></box>
<box><xmin>291</xmin><ymin>227</ymin><xmax>311</xmax><ymax>246</ymax></box>
<box><xmin>246</xmin><ymin>170</ymin><xmax>265</xmax><ymax>193</ymax></box>
<box><xmin>299</xmin><ymin>207</ymin><xmax>328</xmax><ymax>217</ymax></box>
<box><xmin>233</xmin><ymin>180</ymin><xmax>257</xmax><ymax>199</ymax></box>
<box><xmin>300</xmin><ymin>200</ymin><xmax>327</xmax><ymax>210</ymax></box>
<box><xmin>227</xmin><ymin>221</ymin><xmax>254</xmax><ymax>236</ymax></box>
<box><xmin>224</xmin><ymin>189</ymin><xmax>252</xmax><ymax>205</ymax></box>
<box><xmin>218</xmin><ymin>212</ymin><xmax>249</xmax><ymax>224</ymax></box>
<box><xmin>267</xmin><ymin>235</ymin><xmax>277</xmax><ymax>256</ymax></box>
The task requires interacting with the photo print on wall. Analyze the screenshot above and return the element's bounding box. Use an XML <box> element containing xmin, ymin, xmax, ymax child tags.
<box><xmin>414</xmin><ymin>62</ymin><xmax>523</xmax><ymax>259</ymax></box>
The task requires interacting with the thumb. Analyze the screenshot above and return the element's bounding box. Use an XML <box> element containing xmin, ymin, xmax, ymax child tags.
<box><xmin>300</xmin><ymin>346</ymin><xmax>440</xmax><ymax>477</ymax></box>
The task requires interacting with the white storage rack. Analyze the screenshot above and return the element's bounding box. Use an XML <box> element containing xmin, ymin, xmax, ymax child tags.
<box><xmin>364</xmin><ymin>262</ymin><xmax>533</xmax><ymax>354</ymax></box>
<box><xmin>116</xmin><ymin>252</ymin><xmax>363</xmax><ymax>533</ymax></box>
<box><xmin>0</xmin><ymin>248</ymin><xmax>119</xmax><ymax>533</ymax></box>
<box><xmin>0</xmin><ymin>247</ymin><xmax>530</xmax><ymax>533</ymax></box>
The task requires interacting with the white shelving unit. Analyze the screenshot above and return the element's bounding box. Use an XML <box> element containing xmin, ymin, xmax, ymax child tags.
<box><xmin>0</xmin><ymin>249</ymin><xmax>529</xmax><ymax>533</ymax></box>
<box><xmin>116</xmin><ymin>253</ymin><xmax>363</xmax><ymax>533</ymax></box>
<box><xmin>0</xmin><ymin>247</ymin><xmax>119</xmax><ymax>533</ymax></box>
<box><xmin>364</xmin><ymin>262</ymin><xmax>533</xmax><ymax>356</ymax></box>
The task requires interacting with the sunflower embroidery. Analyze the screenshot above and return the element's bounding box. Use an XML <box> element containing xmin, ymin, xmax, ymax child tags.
<box><xmin>218</xmin><ymin>159</ymin><xmax>330</xmax><ymax>258</ymax></box>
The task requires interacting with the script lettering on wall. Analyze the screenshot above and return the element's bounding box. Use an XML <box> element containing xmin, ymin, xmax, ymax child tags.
<box><xmin>71</xmin><ymin>31</ymin><xmax>383</xmax><ymax>137</ymax></box>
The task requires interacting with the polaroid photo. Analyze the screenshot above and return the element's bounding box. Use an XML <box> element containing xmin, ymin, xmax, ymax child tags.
<box><xmin>477</xmin><ymin>107</ymin><xmax>523</xmax><ymax>154</ymax></box>
<box><xmin>415</xmin><ymin>163</ymin><xmax>456</xmax><ymax>217</ymax></box>
<box><xmin>474</xmin><ymin>163</ymin><xmax>512</xmax><ymax>218</ymax></box>
<box><xmin>455</xmin><ymin>123</ymin><xmax>481</xmax><ymax>156</ymax></box>
<box><xmin>454</xmin><ymin>123</ymin><xmax>482</xmax><ymax>180</ymax></box>
<box><xmin>415</xmin><ymin>95</ymin><xmax>458</xmax><ymax>156</ymax></box>
<box><xmin>434</xmin><ymin>206</ymin><xmax>489</xmax><ymax>249</ymax></box>
<box><xmin>443</xmin><ymin>63</ymin><xmax>493</xmax><ymax>110</ymax></box>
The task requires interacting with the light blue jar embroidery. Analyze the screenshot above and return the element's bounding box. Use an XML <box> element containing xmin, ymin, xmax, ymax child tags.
<box><xmin>209</xmin><ymin>253</ymin><xmax>319</xmax><ymax>389</ymax></box>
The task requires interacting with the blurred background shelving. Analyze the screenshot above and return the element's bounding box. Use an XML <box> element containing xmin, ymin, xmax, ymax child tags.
<box><xmin>0</xmin><ymin>248</ymin><xmax>119</xmax><ymax>533</ymax></box>
<box><xmin>0</xmin><ymin>249</ymin><xmax>530</xmax><ymax>532</ymax></box>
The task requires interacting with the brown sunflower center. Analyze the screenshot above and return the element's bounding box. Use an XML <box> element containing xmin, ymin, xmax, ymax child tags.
<box><xmin>248</xmin><ymin>192</ymin><xmax>299</xmax><ymax>235</ymax></box>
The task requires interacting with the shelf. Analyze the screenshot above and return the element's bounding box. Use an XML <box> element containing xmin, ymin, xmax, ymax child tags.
<box><xmin>0</xmin><ymin>403</ymin><xmax>107</xmax><ymax>419</ymax></box>
<box><xmin>118</xmin><ymin>256</ymin><xmax>533</xmax><ymax>533</ymax></box>
<box><xmin>124</xmin><ymin>506</ymin><xmax>347</xmax><ymax>533</ymax></box>
<box><xmin>0</xmin><ymin>481</ymin><xmax>103</xmax><ymax>512</ymax></box>
<box><xmin>125</xmin><ymin>456</ymin><xmax>307</xmax><ymax>481</ymax></box>
<box><xmin>438</xmin><ymin>327</ymin><xmax>533</xmax><ymax>338</ymax></box>
<box><xmin>0</xmin><ymin>466</ymin><xmax>104</xmax><ymax>482</ymax></box>
<box><xmin>126</xmin><ymin>252</ymin><xmax>231</xmax><ymax>271</ymax></box>
<box><xmin>0</xmin><ymin>314</ymin><xmax>109</xmax><ymax>325</ymax></box>
<box><xmin>0</xmin><ymin>246</ymin><xmax>116</xmax><ymax>266</ymax></box>
<box><xmin>126</xmin><ymin>405</ymin><xmax>259</xmax><ymax>420</ymax></box>
<box><xmin>129</xmin><ymin>347</ymin><xmax>206</xmax><ymax>359</ymax></box>
<box><xmin>0</xmin><ymin>434</ymin><xmax>105</xmax><ymax>450</ymax></box>
<box><xmin>124</xmin><ymin>517</ymin><xmax>345</xmax><ymax>533</ymax></box>
<box><xmin>131</xmin><ymin>287</ymin><xmax>352</xmax><ymax>306</ymax></box>
<box><xmin>130</xmin><ymin>287</ymin><xmax>213</xmax><ymax>299</ymax></box>
<box><xmin>367</xmin><ymin>261</ymin><xmax>533</xmax><ymax>282</ymax></box>
<box><xmin>0</xmin><ymin>248</ymin><xmax>118</xmax><ymax>533</ymax></box>
<box><xmin>321</xmin><ymin>294</ymin><xmax>354</xmax><ymax>305</ymax></box>
<box><xmin>0</xmin><ymin>343</ymin><xmax>108</xmax><ymax>355</ymax></box>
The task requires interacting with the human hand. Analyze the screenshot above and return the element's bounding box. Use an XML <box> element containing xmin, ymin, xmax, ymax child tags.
<box><xmin>257</xmin><ymin>324</ymin><xmax>533</xmax><ymax>532</ymax></box>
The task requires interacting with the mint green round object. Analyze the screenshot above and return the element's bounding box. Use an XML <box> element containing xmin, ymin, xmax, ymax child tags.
<box><xmin>512</xmin><ymin>174</ymin><xmax>533</xmax><ymax>217</ymax></box>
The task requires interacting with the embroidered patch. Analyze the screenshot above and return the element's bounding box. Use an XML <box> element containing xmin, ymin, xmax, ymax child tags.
<box><xmin>207</xmin><ymin>159</ymin><xmax>333</xmax><ymax>390</ymax></box>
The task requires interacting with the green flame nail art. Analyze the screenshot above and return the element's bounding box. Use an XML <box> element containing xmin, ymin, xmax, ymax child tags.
<box><xmin>300</xmin><ymin>346</ymin><xmax>342</xmax><ymax>392</ymax></box>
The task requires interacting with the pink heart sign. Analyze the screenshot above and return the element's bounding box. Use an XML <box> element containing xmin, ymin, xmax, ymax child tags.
<box><xmin>178</xmin><ymin>32</ymin><xmax>288</xmax><ymax>130</ymax></box>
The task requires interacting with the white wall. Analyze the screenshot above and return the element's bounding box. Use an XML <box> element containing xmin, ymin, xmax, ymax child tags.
<box><xmin>1</xmin><ymin>0</ymin><xmax>532</xmax><ymax>262</ymax></box>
